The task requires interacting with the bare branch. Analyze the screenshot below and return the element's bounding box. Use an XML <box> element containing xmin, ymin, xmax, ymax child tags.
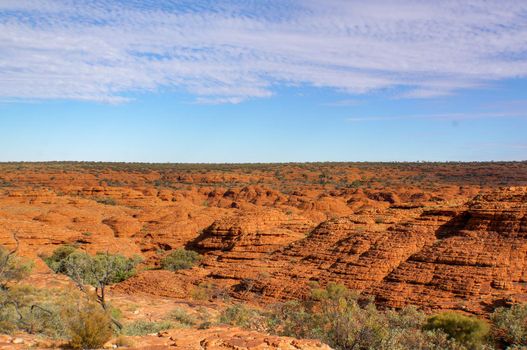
<box><xmin>0</xmin><ymin>230</ymin><xmax>22</xmax><ymax>286</ymax></box>
<box><xmin>30</xmin><ymin>304</ymin><xmax>53</xmax><ymax>315</ymax></box>
<box><xmin>7</xmin><ymin>230</ymin><xmax>20</xmax><ymax>257</ymax></box>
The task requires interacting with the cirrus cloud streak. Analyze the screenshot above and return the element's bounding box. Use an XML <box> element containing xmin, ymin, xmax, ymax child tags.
<box><xmin>1</xmin><ymin>0</ymin><xmax>527</xmax><ymax>103</ymax></box>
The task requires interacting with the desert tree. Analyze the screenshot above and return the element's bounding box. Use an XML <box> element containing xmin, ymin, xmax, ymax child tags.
<box><xmin>0</xmin><ymin>231</ymin><xmax>54</xmax><ymax>335</ymax></box>
<box><xmin>44</xmin><ymin>246</ymin><xmax>141</xmax><ymax>329</ymax></box>
<box><xmin>0</xmin><ymin>231</ymin><xmax>32</xmax><ymax>289</ymax></box>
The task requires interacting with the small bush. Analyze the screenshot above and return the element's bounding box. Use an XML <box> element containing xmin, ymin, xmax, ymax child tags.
<box><xmin>166</xmin><ymin>307</ymin><xmax>195</xmax><ymax>327</ymax></box>
<box><xmin>190</xmin><ymin>281</ymin><xmax>227</xmax><ymax>301</ymax></box>
<box><xmin>219</xmin><ymin>304</ymin><xmax>254</xmax><ymax>328</ymax></box>
<box><xmin>161</xmin><ymin>248</ymin><xmax>201</xmax><ymax>271</ymax></box>
<box><xmin>385</xmin><ymin>305</ymin><xmax>426</xmax><ymax>330</ymax></box>
<box><xmin>190</xmin><ymin>283</ymin><xmax>211</xmax><ymax>301</ymax></box>
<box><xmin>0</xmin><ymin>283</ymin><xmax>76</xmax><ymax>338</ymax></box>
<box><xmin>66</xmin><ymin>301</ymin><xmax>113</xmax><ymax>349</ymax></box>
<box><xmin>374</xmin><ymin>216</ymin><xmax>385</xmax><ymax>224</ymax></box>
<box><xmin>195</xmin><ymin>306</ymin><xmax>213</xmax><ymax>330</ymax></box>
<box><xmin>491</xmin><ymin>304</ymin><xmax>527</xmax><ymax>347</ymax></box>
<box><xmin>114</xmin><ymin>335</ymin><xmax>135</xmax><ymax>348</ymax></box>
<box><xmin>219</xmin><ymin>304</ymin><xmax>267</xmax><ymax>332</ymax></box>
<box><xmin>96</xmin><ymin>197</ymin><xmax>117</xmax><ymax>205</ymax></box>
<box><xmin>123</xmin><ymin>320</ymin><xmax>173</xmax><ymax>336</ymax></box>
<box><xmin>42</xmin><ymin>245</ymin><xmax>76</xmax><ymax>273</ymax></box>
<box><xmin>109</xmin><ymin>304</ymin><xmax>123</xmax><ymax>322</ymax></box>
<box><xmin>0</xmin><ymin>246</ymin><xmax>33</xmax><ymax>286</ymax></box>
<box><xmin>266</xmin><ymin>283</ymin><xmax>475</xmax><ymax>350</ymax></box>
<box><xmin>424</xmin><ymin>312</ymin><xmax>490</xmax><ymax>348</ymax></box>
<box><xmin>51</xmin><ymin>249</ymin><xmax>141</xmax><ymax>285</ymax></box>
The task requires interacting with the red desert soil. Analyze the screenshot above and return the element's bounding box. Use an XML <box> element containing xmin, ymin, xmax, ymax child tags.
<box><xmin>1</xmin><ymin>162</ymin><xmax>527</xmax><ymax>347</ymax></box>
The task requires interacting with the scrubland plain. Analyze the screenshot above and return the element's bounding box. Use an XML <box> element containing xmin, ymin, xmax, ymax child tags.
<box><xmin>1</xmin><ymin>162</ymin><xmax>527</xmax><ymax>349</ymax></box>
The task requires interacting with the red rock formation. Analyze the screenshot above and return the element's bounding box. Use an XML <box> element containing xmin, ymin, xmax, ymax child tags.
<box><xmin>182</xmin><ymin>187</ymin><xmax>527</xmax><ymax>315</ymax></box>
<box><xmin>0</xmin><ymin>327</ymin><xmax>331</xmax><ymax>350</ymax></box>
<box><xmin>372</xmin><ymin>186</ymin><xmax>527</xmax><ymax>314</ymax></box>
<box><xmin>140</xmin><ymin>326</ymin><xmax>331</xmax><ymax>350</ymax></box>
<box><xmin>1</xmin><ymin>163</ymin><xmax>527</xmax><ymax>316</ymax></box>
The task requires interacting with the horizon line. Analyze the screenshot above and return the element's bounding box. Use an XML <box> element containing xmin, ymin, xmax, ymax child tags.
<box><xmin>1</xmin><ymin>160</ymin><xmax>526</xmax><ymax>165</ymax></box>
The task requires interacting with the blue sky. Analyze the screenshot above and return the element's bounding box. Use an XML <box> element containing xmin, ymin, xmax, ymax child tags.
<box><xmin>1</xmin><ymin>0</ymin><xmax>526</xmax><ymax>162</ymax></box>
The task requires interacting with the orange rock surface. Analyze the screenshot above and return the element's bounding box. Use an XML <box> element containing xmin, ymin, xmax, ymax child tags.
<box><xmin>126</xmin><ymin>327</ymin><xmax>331</xmax><ymax>350</ymax></box>
<box><xmin>0</xmin><ymin>328</ymin><xmax>330</xmax><ymax>350</ymax></box>
<box><xmin>1</xmin><ymin>161</ymin><xmax>527</xmax><ymax>317</ymax></box>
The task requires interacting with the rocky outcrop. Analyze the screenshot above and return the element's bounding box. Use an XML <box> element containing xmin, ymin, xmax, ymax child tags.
<box><xmin>130</xmin><ymin>326</ymin><xmax>332</xmax><ymax>350</ymax></box>
<box><xmin>0</xmin><ymin>327</ymin><xmax>331</xmax><ymax>350</ymax></box>
<box><xmin>1</xmin><ymin>163</ymin><xmax>527</xmax><ymax>317</ymax></box>
<box><xmin>188</xmin><ymin>187</ymin><xmax>527</xmax><ymax>315</ymax></box>
<box><xmin>371</xmin><ymin>187</ymin><xmax>527</xmax><ymax>314</ymax></box>
<box><xmin>190</xmin><ymin>209</ymin><xmax>314</xmax><ymax>285</ymax></box>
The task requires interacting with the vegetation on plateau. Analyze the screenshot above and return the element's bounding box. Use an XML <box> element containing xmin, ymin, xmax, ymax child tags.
<box><xmin>216</xmin><ymin>283</ymin><xmax>526</xmax><ymax>350</ymax></box>
<box><xmin>43</xmin><ymin>246</ymin><xmax>142</xmax><ymax>313</ymax></box>
<box><xmin>2</xmin><ymin>242</ymin><xmax>527</xmax><ymax>349</ymax></box>
<box><xmin>160</xmin><ymin>248</ymin><xmax>202</xmax><ymax>271</ymax></box>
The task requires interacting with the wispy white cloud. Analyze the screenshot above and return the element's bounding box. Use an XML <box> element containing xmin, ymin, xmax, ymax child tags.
<box><xmin>324</xmin><ymin>99</ymin><xmax>362</xmax><ymax>107</ymax></box>
<box><xmin>1</xmin><ymin>0</ymin><xmax>527</xmax><ymax>103</ymax></box>
<box><xmin>347</xmin><ymin>111</ymin><xmax>527</xmax><ymax>122</ymax></box>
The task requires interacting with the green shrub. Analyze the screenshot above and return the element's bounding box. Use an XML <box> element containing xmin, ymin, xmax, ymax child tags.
<box><xmin>166</xmin><ymin>307</ymin><xmax>195</xmax><ymax>327</ymax></box>
<box><xmin>0</xmin><ymin>266</ymin><xmax>63</xmax><ymax>337</ymax></box>
<box><xmin>375</xmin><ymin>216</ymin><xmax>385</xmax><ymax>224</ymax></box>
<box><xmin>65</xmin><ymin>300</ymin><xmax>113</xmax><ymax>349</ymax></box>
<box><xmin>108</xmin><ymin>304</ymin><xmax>123</xmax><ymax>322</ymax></box>
<box><xmin>0</xmin><ymin>246</ymin><xmax>33</xmax><ymax>287</ymax></box>
<box><xmin>381</xmin><ymin>329</ymin><xmax>466</xmax><ymax>350</ymax></box>
<box><xmin>385</xmin><ymin>306</ymin><xmax>426</xmax><ymax>330</ymax></box>
<box><xmin>13</xmin><ymin>291</ymin><xmax>68</xmax><ymax>338</ymax></box>
<box><xmin>161</xmin><ymin>248</ymin><xmax>201</xmax><ymax>271</ymax></box>
<box><xmin>491</xmin><ymin>304</ymin><xmax>527</xmax><ymax>347</ymax></box>
<box><xmin>305</xmin><ymin>282</ymin><xmax>391</xmax><ymax>349</ymax></box>
<box><xmin>267</xmin><ymin>300</ymin><xmax>315</xmax><ymax>340</ymax></box>
<box><xmin>0</xmin><ymin>286</ymin><xmax>29</xmax><ymax>334</ymax></box>
<box><xmin>95</xmin><ymin>197</ymin><xmax>117</xmax><ymax>205</ymax></box>
<box><xmin>0</xmin><ymin>247</ymin><xmax>49</xmax><ymax>336</ymax></box>
<box><xmin>123</xmin><ymin>320</ymin><xmax>173</xmax><ymax>336</ymax></box>
<box><xmin>266</xmin><ymin>283</ymin><xmax>474</xmax><ymax>350</ymax></box>
<box><xmin>191</xmin><ymin>282</ymin><xmax>221</xmax><ymax>301</ymax></box>
<box><xmin>61</xmin><ymin>250</ymin><xmax>140</xmax><ymax>286</ymax></box>
<box><xmin>114</xmin><ymin>335</ymin><xmax>135</xmax><ymax>348</ymax></box>
<box><xmin>219</xmin><ymin>304</ymin><xmax>255</xmax><ymax>328</ymax></box>
<box><xmin>219</xmin><ymin>303</ymin><xmax>268</xmax><ymax>332</ymax></box>
<box><xmin>43</xmin><ymin>246</ymin><xmax>141</xmax><ymax>312</ymax></box>
<box><xmin>1</xmin><ymin>286</ymin><xmax>115</xmax><ymax>343</ymax></box>
<box><xmin>42</xmin><ymin>245</ymin><xmax>76</xmax><ymax>273</ymax></box>
<box><xmin>424</xmin><ymin>312</ymin><xmax>490</xmax><ymax>348</ymax></box>
<box><xmin>195</xmin><ymin>306</ymin><xmax>213</xmax><ymax>330</ymax></box>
